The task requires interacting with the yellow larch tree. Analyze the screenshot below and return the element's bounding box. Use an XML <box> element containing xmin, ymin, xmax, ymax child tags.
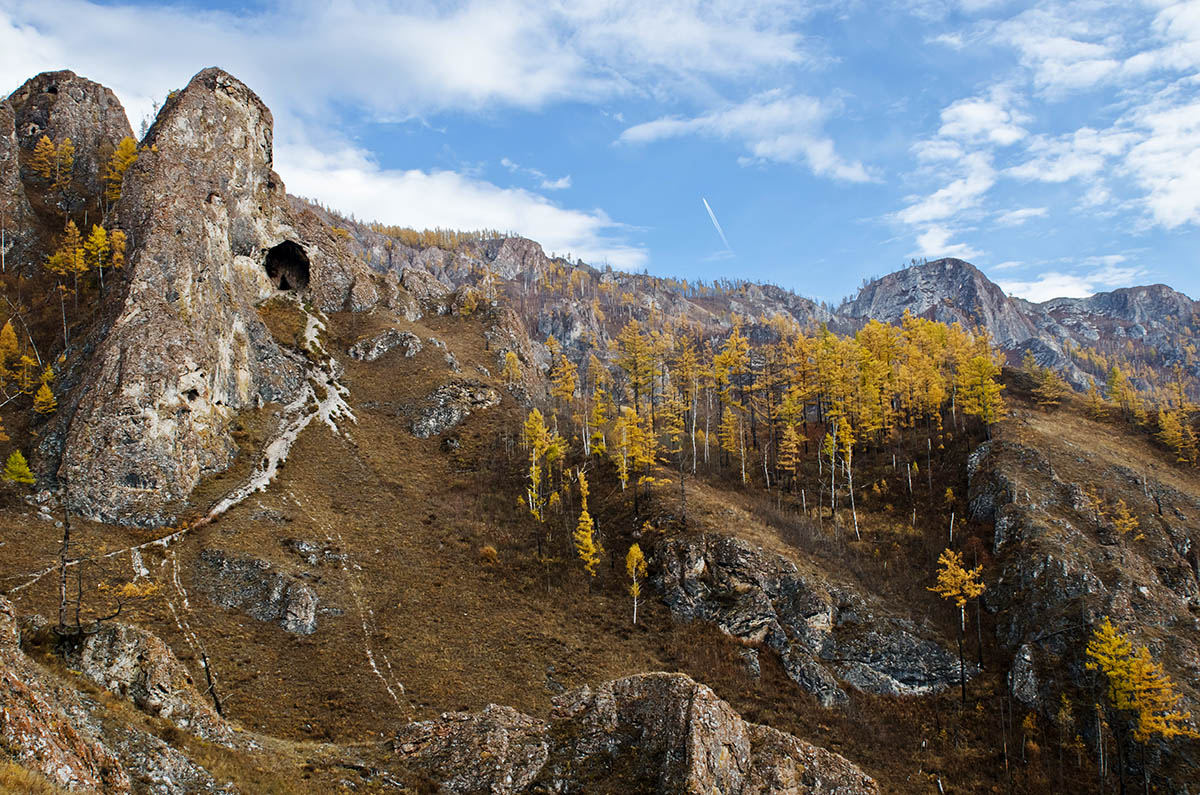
<box><xmin>2</xmin><ymin>450</ymin><xmax>34</xmax><ymax>485</ymax></box>
<box><xmin>103</xmin><ymin>136</ymin><xmax>139</xmax><ymax>205</ymax></box>
<box><xmin>573</xmin><ymin>472</ymin><xmax>601</xmax><ymax>577</ymax></box>
<box><xmin>31</xmin><ymin>136</ymin><xmax>56</xmax><ymax>180</ymax></box>
<box><xmin>929</xmin><ymin>547</ymin><xmax>986</xmax><ymax>703</ymax></box>
<box><xmin>626</xmin><ymin>543</ymin><xmax>647</xmax><ymax>625</ymax></box>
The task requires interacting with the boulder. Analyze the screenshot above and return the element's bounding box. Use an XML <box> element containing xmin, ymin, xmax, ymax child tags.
<box><xmin>196</xmin><ymin>548</ymin><xmax>320</xmax><ymax>634</ymax></box>
<box><xmin>411</xmin><ymin>379</ymin><xmax>500</xmax><ymax>439</ymax></box>
<box><xmin>393</xmin><ymin>672</ymin><xmax>878</xmax><ymax>794</ymax></box>
<box><xmin>348</xmin><ymin>328</ymin><xmax>422</xmax><ymax>362</ymax></box>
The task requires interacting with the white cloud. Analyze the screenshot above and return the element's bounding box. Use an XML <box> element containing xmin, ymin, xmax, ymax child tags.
<box><xmin>992</xmin><ymin>8</ymin><xmax>1122</xmax><ymax>96</ymax></box>
<box><xmin>914</xmin><ymin>225</ymin><xmax>982</xmax><ymax>260</ymax></box>
<box><xmin>998</xmin><ymin>262</ymin><xmax>1144</xmax><ymax>301</ymax></box>
<box><xmin>278</xmin><ymin>142</ymin><xmax>645</xmax><ymax>269</ymax></box>
<box><xmin>0</xmin><ymin>0</ymin><xmax>817</xmax><ymax>120</ymax></box>
<box><xmin>1122</xmin><ymin>97</ymin><xmax>1200</xmax><ymax>228</ymax></box>
<box><xmin>540</xmin><ymin>175</ymin><xmax>572</xmax><ymax>191</ymax></box>
<box><xmin>995</xmin><ymin>207</ymin><xmax>1047</xmax><ymax>226</ymax></box>
<box><xmin>938</xmin><ymin>95</ymin><xmax>1027</xmax><ymax>146</ymax></box>
<box><xmin>993</xmin><ymin>260</ymin><xmax>1024</xmax><ymax>270</ymax></box>
<box><xmin>896</xmin><ymin>152</ymin><xmax>995</xmax><ymax>225</ymax></box>
<box><xmin>618</xmin><ymin>91</ymin><xmax>872</xmax><ymax>182</ymax></box>
<box><xmin>1007</xmin><ymin>126</ymin><xmax>1135</xmax><ymax>182</ymax></box>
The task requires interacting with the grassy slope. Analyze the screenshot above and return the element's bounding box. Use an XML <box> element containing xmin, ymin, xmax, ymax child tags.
<box><xmin>4</xmin><ymin>302</ymin><xmax>1192</xmax><ymax>792</ymax></box>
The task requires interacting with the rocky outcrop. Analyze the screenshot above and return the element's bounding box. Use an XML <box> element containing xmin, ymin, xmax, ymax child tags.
<box><xmin>196</xmin><ymin>548</ymin><xmax>320</xmax><ymax>634</ymax></box>
<box><xmin>655</xmin><ymin>534</ymin><xmax>968</xmax><ymax>706</ymax></box>
<box><xmin>0</xmin><ymin>98</ymin><xmax>38</xmax><ymax>274</ymax></box>
<box><xmin>45</xmin><ymin>67</ymin><xmax>386</xmax><ymax>526</ymax></box>
<box><xmin>393</xmin><ymin>704</ymin><xmax>549</xmax><ymax>794</ymax></box>
<box><xmin>63</xmin><ymin>623</ymin><xmax>231</xmax><ymax>743</ymax></box>
<box><xmin>0</xmin><ymin>598</ymin><xmax>130</xmax><ymax>791</ymax></box>
<box><xmin>393</xmin><ymin>672</ymin><xmax>877</xmax><ymax>794</ymax></box>
<box><xmin>411</xmin><ymin>379</ymin><xmax>500</xmax><ymax>438</ymax></box>
<box><xmin>967</xmin><ymin>434</ymin><xmax>1200</xmax><ymax>786</ymax></box>
<box><xmin>348</xmin><ymin>328</ymin><xmax>422</xmax><ymax>362</ymax></box>
<box><xmin>7</xmin><ymin>70</ymin><xmax>133</xmax><ymax>215</ymax></box>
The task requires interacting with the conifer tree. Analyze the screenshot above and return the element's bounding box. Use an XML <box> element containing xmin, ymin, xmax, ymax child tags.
<box><xmin>31</xmin><ymin>136</ymin><xmax>56</xmax><ymax>180</ymax></box>
<box><xmin>500</xmin><ymin>351</ymin><xmax>522</xmax><ymax>384</ymax></box>
<box><xmin>0</xmin><ymin>320</ymin><xmax>18</xmax><ymax>382</ymax></box>
<box><xmin>573</xmin><ymin>472</ymin><xmax>601</xmax><ymax>577</ymax></box>
<box><xmin>2</xmin><ymin>450</ymin><xmax>34</xmax><ymax>485</ymax></box>
<box><xmin>1112</xmin><ymin>499</ymin><xmax>1141</xmax><ymax>539</ymax></box>
<box><xmin>1156</xmin><ymin>409</ymin><xmax>1188</xmax><ymax>462</ymax></box>
<box><xmin>83</xmin><ymin>225</ymin><xmax>109</xmax><ymax>288</ymax></box>
<box><xmin>33</xmin><ymin>381</ymin><xmax>56</xmax><ymax>414</ymax></box>
<box><xmin>103</xmin><ymin>137</ymin><xmax>139</xmax><ymax>205</ymax></box>
<box><xmin>109</xmin><ymin>229</ymin><xmax>127</xmax><ymax>272</ymax></box>
<box><xmin>929</xmin><ymin>547</ymin><xmax>986</xmax><ymax>703</ymax></box>
<box><xmin>626</xmin><ymin>543</ymin><xmax>647</xmax><ymax>625</ymax></box>
<box><xmin>53</xmin><ymin>137</ymin><xmax>74</xmax><ymax>191</ymax></box>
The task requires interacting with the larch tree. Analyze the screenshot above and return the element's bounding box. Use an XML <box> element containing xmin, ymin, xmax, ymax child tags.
<box><xmin>33</xmin><ymin>380</ymin><xmax>56</xmax><ymax>414</ymax></box>
<box><xmin>625</xmin><ymin>543</ymin><xmax>647</xmax><ymax>625</ymax></box>
<box><xmin>103</xmin><ymin>136</ymin><xmax>139</xmax><ymax>206</ymax></box>
<box><xmin>2</xmin><ymin>450</ymin><xmax>34</xmax><ymax>485</ymax></box>
<box><xmin>928</xmin><ymin>547</ymin><xmax>986</xmax><ymax>704</ymax></box>
<box><xmin>573</xmin><ymin>472</ymin><xmax>601</xmax><ymax>577</ymax></box>
<box><xmin>31</xmin><ymin>136</ymin><xmax>57</xmax><ymax>180</ymax></box>
<box><xmin>1156</xmin><ymin>409</ymin><xmax>1188</xmax><ymax>463</ymax></box>
<box><xmin>1086</xmin><ymin>617</ymin><xmax>1198</xmax><ymax>792</ymax></box>
<box><xmin>500</xmin><ymin>351</ymin><xmax>522</xmax><ymax>385</ymax></box>
<box><xmin>53</xmin><ymin>137</ymin><xmax>75</xmax><ymax>191</ymax></box>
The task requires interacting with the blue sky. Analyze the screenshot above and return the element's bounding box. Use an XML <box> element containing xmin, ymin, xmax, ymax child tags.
<box><xmin>3</xmin><ymin>1</ymin><xmax>1199</xmax><ymax>303</ymax></box>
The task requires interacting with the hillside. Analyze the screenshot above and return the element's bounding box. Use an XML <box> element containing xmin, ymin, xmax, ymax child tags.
<box><xmin>0</xmin><ymin>66</ymin><xmax>1196</xmax><ymax>795</ymax></box>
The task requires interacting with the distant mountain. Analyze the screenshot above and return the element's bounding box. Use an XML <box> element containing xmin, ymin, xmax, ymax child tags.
<box><xmin>838</xmin><ymin>258</ymin><xmax>1199</xmax><ymax>390</ymax></box>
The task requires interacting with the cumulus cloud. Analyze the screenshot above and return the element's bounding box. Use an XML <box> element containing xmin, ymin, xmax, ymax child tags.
<box><xmin>618</xmin><ymin>91</ymin><xmax>872</xmax><ymax>182</ymax></box>
<box><xmin>280</xmin><ymin>142</ymin><xmax>645</xmax><ymax>269</ymax></box>
<box><xmin>896</xmin><ymin>152</ymin><xmax>995</xmax><ymax>226</ymax></box>
<box><xmin>938</xmin><ymin>95</ymin><xmax>1027</xmax><ymax>146</ymax></box>
<box><xmin>914</xmin><ymin>225</ymin><xmax>981</xmax><ymax>260</ymax></box>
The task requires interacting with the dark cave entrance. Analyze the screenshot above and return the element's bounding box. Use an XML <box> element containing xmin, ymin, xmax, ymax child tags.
<box><xmin>264</xmin><ymin>241</ymin><xmax>310</xmax><ymax>291</ymax></box>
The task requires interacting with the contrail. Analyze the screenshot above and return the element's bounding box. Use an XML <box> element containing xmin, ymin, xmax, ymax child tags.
<box><xmin>702</xmin><ymin>197</ymin><xmax>732</xmax><ymax>251</ymax></box>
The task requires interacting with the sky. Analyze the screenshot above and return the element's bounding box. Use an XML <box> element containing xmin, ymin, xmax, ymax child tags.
<box><xmin>2</xmin><ymin>0</ymin><xmax>1199</xmax><ymax>304</ymax></box>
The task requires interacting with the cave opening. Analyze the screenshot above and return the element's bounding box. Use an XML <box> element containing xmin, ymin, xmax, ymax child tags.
<box><xmin>264</xmin><ymin>240</ymin><xmax>310</xmax><ymax>291</ymax></box>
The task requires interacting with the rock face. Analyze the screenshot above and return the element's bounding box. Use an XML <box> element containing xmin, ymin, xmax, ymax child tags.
<box><xmin>967</xmin><ymin>434</ymin><xmax>1200</xmax><ymax>786</ymax></box>
<box><xmin>655</xmin><ymin>534</ymin><xmax>968</xmax><ymax>707</ymax></box>
<box><xmin>411</xmin><ymin>379</ymin><xmax>500</xmax><ymax>438</ymax></box>
<box><xmin>63</xmin><ymin>622</ymin><xmax>232</xmax><ymax>743</ymax></box>
<box><xmin>6</xmin><ymin>70</ymin><xmax>134</xmax><ymax>217</ymax></box>
<box><xmin>46</xmin><ymin>67</ymin><xmax>384</xmax><ymax>526</ymax></box>
<box><xmin>841</xmin><ymin>259</ymin><xmax>1036</xmax><ymax>348</ymax></box>
<box><xmin>348</xmin><ymin>328</ymin><xmax>422</xmax><ymax>362</ymax></box>
<box><xmin>0</xmin><ymin>598</ymin><xmax>130</xmax><ymax>792</ymax></box>
<box><xmin>0</xmin><ymin>98</ymin><xmax>39</xmax><ymax>273</ymax></box>
<box><xmin>394</xmin><ymin>672</ymin><xmax>878</xmax><ymax>794</ymax></box>
<box><xmin>196</xmin><ymin>548</ymin><xmax>320</xmax><ymax>634</ymax></box>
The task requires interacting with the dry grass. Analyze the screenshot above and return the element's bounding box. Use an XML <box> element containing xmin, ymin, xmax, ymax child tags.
<box><xmin>0</xmin><ymin>309</ymin><xmax>1156</xmax><ymax>792</ymax></box>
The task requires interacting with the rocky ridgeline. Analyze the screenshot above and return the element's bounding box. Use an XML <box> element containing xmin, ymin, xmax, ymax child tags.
<box><xmin>840</xmin><ymin>259</ymin><xmax>1198</xmax><ymax>389</ymax></box>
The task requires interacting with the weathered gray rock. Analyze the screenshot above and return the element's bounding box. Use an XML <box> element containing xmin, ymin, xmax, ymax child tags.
<box><xmin>348</xmin><ymin>328</ymin><xmax>422</xmax><ymax>362</ymax></box>
<box><xmin>394</xmin><ymin>672</ymin><xmax>878</xmax><ymax>794</ymax></box>
<box><xmin>412</xmin><ymin>379</ymin><xmax>499</xmax><ymax>438</ymax></box>
<box><xmin>196</xmin><ymin>548</ymin><xmax>320</xmax><ymax>634</ymax></box>
<box><xmin>655</xmin><ymin>534</ymin><xmax>969</xmax><ymax>706</ymax></box>
<box><xmin>44</xmin><ymin>67</ymin><xmax>387</xmax><ymax>526</ymax></box>
<box><xmin>63</xmin><ymin>622</ymin><xmax>232</xmax><ymax>744</ymax></box>
<box><xmin>393</xmin><ymin>704</ymin><xmax>549</xmax><ymax>794</ymax></box>
<box><xmin>7</xmin><ymin>70</ymin><xmax>133</xmax><ymax>214</ymax></box>
<box><xmin>0</xmin><ymin>597</ymin><xmax>131</xmax><ymax>792</ymax></box>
